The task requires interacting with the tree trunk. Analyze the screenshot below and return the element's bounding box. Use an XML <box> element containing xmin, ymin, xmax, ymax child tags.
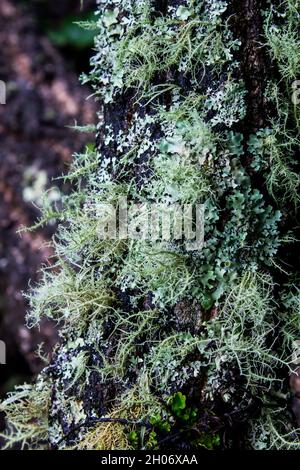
<box><xmin>1</xmin><ymin>0</ymin><xmax>300</xmax><ymax>451</ymax></box>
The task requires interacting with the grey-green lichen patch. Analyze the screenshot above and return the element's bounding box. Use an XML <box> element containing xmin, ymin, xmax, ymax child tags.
<box><xmin>86</xmin><ymin>0</ymin><xmax>241</xmax><ymax>103</ymax></box>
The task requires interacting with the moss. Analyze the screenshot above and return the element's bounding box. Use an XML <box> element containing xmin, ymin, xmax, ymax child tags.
<box><xmin>74</xmin><ymin>419</ymin><xmax>132</xmax><ymax>450</ymax></box>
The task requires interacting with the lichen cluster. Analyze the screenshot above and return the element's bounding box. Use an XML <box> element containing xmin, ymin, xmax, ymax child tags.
<box><xmin>1</xmin><ymin>0</ymin><xmax>300</xmax><ymax>450</ymax></box>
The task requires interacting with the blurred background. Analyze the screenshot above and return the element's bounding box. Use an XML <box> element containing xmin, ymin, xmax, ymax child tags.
<box><xmin>0</xmin><ymin>0</ymin><xmax>97</xmax><ymax>411</ymax></box>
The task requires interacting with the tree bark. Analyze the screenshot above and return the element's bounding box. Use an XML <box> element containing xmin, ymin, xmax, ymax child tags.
<box><xmin>1</xmin><ymin>0</ymin><xmax>300</xmax><ymax>451</ymax></box>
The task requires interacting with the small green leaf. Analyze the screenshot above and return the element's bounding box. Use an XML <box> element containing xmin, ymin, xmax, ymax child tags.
<box><xmin>170</xmin><ymin>392</ymin><xmax>186</xmax><ymax>413</ymax></box>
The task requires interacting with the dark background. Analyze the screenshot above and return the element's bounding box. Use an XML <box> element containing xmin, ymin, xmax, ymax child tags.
<box><xmin>0</xmin><ymin>0</ymin><xmax>97</xmax><ymax>404</ymax></box>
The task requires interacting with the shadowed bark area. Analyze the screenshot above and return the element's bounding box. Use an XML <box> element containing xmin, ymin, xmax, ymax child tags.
<box><xmin>230</xmin><ymin>0</ymin><xmax>268</xmax><ymax>130</ymax></box>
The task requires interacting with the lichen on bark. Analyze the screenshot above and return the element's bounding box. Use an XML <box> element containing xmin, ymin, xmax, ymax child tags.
<box><xmin>1</xmin><ymin>0</ymin><xmax>300</xmax><ymax>450</ymax></box>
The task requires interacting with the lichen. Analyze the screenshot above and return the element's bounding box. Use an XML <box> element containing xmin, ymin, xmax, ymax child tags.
<box><xmin>1</xmin><ymin>0</ymin><xmax>300</xmax><ymax>450</ymax></box>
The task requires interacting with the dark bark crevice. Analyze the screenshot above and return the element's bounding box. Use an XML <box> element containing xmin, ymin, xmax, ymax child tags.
<box><xmin>229</xmin><ymin>0</ymin><xmax>268</xmax><ymax>134</ymax></box>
